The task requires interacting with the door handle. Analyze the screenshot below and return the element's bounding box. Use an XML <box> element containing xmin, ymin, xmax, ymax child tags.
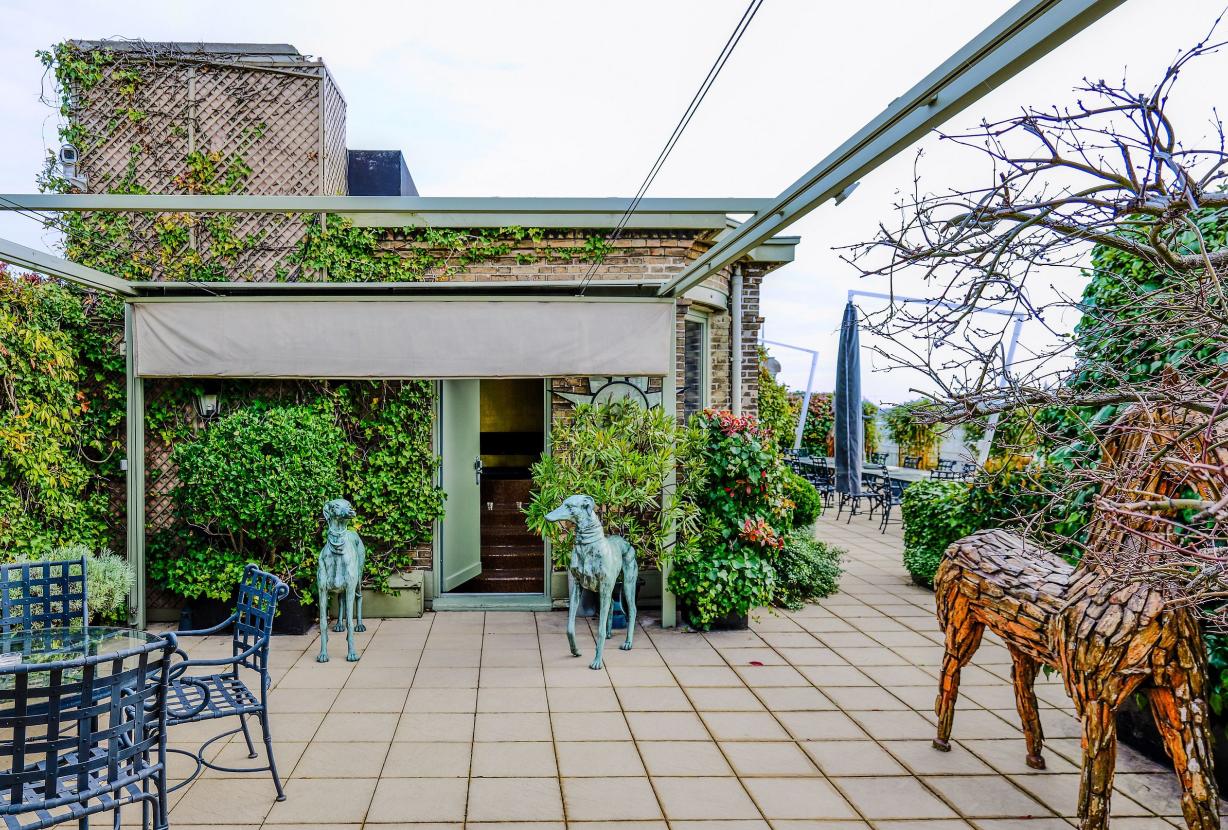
<box><xmin>474</xmin><ymin>456</ymin><xmax>483</xmax><ymax>486</ymax></box>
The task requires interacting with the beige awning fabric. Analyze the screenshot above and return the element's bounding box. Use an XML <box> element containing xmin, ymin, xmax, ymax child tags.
<box><xmin>131</xmin><ymin>298</ymin><xmax>674</xmax><ymax>378</ymax></box>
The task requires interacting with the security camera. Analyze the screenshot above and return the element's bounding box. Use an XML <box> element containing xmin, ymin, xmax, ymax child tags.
<box><xmin>58</xmin><ymin>144</ymin><xmax>86</xmax><ymax>189</ymax></box>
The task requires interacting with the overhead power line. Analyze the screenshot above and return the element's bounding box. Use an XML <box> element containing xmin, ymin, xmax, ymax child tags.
<box><xmin>577</xmin><ymin>0</ymin><xmax>764</xmax><ymax>295</ymax></box>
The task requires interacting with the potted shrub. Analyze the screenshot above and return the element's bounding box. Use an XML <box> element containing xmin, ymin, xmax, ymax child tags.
<box><xmin>526</xmin><ymin>400</ymin><xmax>694</xmax><ymax>616</ymax></box>
<box><xmin>671</xmin><ymin>410</ymin><xmax>792</xmax><ymax>630</ymax></box>
<box><xmin>150</xmin><ymin>403</ymin><xmax>348</xmax><ymax>634</ymax></box>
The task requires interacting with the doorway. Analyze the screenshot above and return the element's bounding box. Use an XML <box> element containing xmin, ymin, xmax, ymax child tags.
<box><xmin>440</xmin><ymin>379</ymin><xmax>546</xmax><ymax>595</ymax></box>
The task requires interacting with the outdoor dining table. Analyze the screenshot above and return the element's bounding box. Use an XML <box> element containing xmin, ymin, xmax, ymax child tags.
<box><xmin>0</xmin><ymin>626</ymin><xmax>163</xmax><ymax>686</ymax></box>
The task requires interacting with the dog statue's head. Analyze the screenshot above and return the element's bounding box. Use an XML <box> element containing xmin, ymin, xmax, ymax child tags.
<box><xmin>545</xmin><ymin>495</ymin><xmax>599</xmax><ymax>531</ymax></box>
<box><xmin>323</xmin><ymin>498</ymin><xmax>357</xmax><ymax>535</ymax></box>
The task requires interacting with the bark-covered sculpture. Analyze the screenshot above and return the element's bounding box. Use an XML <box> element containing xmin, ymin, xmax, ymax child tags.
<box><xmin>933</xmin><ymin>407</ymin><xmax>1222</xmax><ymax>830</ymax></box>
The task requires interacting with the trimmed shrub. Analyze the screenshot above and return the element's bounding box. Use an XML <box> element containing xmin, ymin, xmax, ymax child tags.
<box><xmin>783</xmin><ymin>470</ymin><xmax>822</xmax><ymax>528</ymax></box>
<box><xmin>773</xmin><ymin>531</ymin><xmax>843</xmax><ymax>610</ymax></box>
<box><xmin>901</xmin><ymin>479</ymin><xmax>980</xmax><ymax>587</ymax></box>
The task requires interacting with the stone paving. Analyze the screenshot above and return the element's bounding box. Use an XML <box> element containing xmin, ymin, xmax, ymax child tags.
<box><xmin>150</xmin><ymin>511</ymin><xmax>1201</xmax><ymax>829</ymax></box>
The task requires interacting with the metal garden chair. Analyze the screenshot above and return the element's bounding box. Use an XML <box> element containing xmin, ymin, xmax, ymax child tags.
<box><xmin>0</xmin><ymin>558</ymin><xmax>87</xmax><ymax>635</ymax></box>
<box><xmin>870</xmin><ymin>452</ymin><xmax>889</xmax><ymax>466</ymax></box>
<box><xmin>164</xmin><ymin>565</ymin><xmax>290</xmax><ymax>801</ymax></box>
<box><xmin>902</xmin><ymin>455</ymin><xmax>922</xmax><ymax>469</ymax></box>
<box><xmin>876</xmin><ymin>475</ymin><xmax>905</xmax><ymax>533</ymax></box>
<box><xmin>0</xmin><ymin>633</ymin><xmax>179</xmax><ymax>830</ymax></box>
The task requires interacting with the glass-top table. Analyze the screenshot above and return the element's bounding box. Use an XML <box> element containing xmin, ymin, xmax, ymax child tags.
<box><xmin>0</xmin><ymin>626</ymin><xmax>162</xmax><ymax>674</ymax></box>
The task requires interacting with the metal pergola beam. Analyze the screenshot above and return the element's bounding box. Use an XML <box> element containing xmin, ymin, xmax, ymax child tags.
<box><xmin>0</xmin><ymin>235</ymin><xmax>138</xmax><ymax>296</ymax></box>
<box><xmin>658</xmin><ymin>0</ymin><xmax>1124</xmax><ymax>297</ymax></box>
<box><xmin>0</xmin><ymin>194</ymin><xmax>769</xmax><ymax>219</ymax></box>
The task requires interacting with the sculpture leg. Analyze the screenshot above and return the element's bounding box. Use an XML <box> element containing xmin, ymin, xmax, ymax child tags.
<box><xmin>933</xmin><ymin>604</ymin><xmax>983</xmax><ymax>751</ymax></box>
<box><xmin>566</xmin><ymin>577</ymin><xmax>581</xmax><ymax>657</ymax></box>
<box><xmin>354</xmin><ymin>585</ymin><xmax>366</xmax><ymax>633</ymax></box>
<box><xmin>343</xmin><ymin>590</ymin><xmax>359</xmax><ymax>662</ymax></box>
<box><xmin>331</xmin><ymin>592</ymin><xmax>345</xmax><ymax>633</ymax></box>
<box><xmin>1076</xmin><ymin>699</ymin><xmax>1116</xmax><ymax>830</ymax></box>
<box><xmin>1009</xmin><ymin>648</ymin><xmax>1046</xmax><ymax>769</ymax></box>
<box><xmin>590</xmin><ymin>587</ymin><xmax>611</xmax><ymax>670</ymax></box>
<box><xmin>621</xmin><ymin>558</ymin><xmax>638</xmax><ymax>651</ymax></box>
<box><xmin>316</xmin><ymin>590</ymin><xmax>330</xmax><ymax>663</ymax></box>
<box><xmin>1146</xmin><ymin>685</ymin><xmax>1220</xmax><ymax>830</ymax></box>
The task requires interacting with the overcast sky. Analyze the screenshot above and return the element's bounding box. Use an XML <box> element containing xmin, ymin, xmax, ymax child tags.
<box><xmin>1</xmin><ymin>0</ymin><xmax>1225</xmax><ymax>402</ymax></box>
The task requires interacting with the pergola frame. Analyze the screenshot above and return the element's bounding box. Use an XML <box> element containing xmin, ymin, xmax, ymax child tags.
<box><xmin>0</xmin><ymin>0</ymin><xmax>1122</xmax><ymax>628</ymax></box>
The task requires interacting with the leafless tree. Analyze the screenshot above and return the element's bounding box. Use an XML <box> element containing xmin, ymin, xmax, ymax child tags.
<box><xmin>845</xmin><ymin>21</ymin><xmax>1228</xmax><ymax>622</ymax></box>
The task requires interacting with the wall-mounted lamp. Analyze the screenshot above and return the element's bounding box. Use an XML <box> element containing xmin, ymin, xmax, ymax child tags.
<box><xmin>194</xmin><ymin>381</ymin><xmax>222</xmax><ymax>421</ymax></box>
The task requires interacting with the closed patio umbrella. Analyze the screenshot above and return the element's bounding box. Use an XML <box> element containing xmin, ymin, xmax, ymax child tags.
<box><xmin>834</xmin><ymin>300</ymin><xmax>863</xmax><ymax>496</ymax></box>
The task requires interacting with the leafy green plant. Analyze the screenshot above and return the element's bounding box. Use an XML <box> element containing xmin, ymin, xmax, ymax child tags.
<box><xmin>773</xmin><ymin>531</ymin><xmax>844</xmax><ymax>610</ymax></box>
<box><xmin>862</xmin><ymin>400</ymin><xmax>880</xmax><ymax>459</ymax></box>
<box><xmin>670</xmin><ymin>410</ymin><xmax>793</xmax><ymax>629</ymax></box>
<box><xmin>526</xmin><ymin>401</ymin><xmax>694</xmax><ymax>569</ymax></box>
<box><xmin>668</xmin><ymin>542</ymin><xmax>777</xmax><ymax>628</ymax></box>
<box><xmin>757</xmin><ymin>349</ymin><xmax>798</xmax><ymax>450</ymax></box>
<box><xmin>23</xmin><ymin>544</ymin><xmax>134</xmax><ymax>623</ymax></box>
<box><xmin>782</xmin><ymin>470</ymin><xmax>822</xmax><ymax>528</ymax></box>
<box><xmin>800</xmin><ymin>393</ymin><xmax>834</xmax><ymax>454</ymax></box>
<box><xmin>884</xmin><ymin>400</ymin><xmax>943</xmax><ymax>466</ymax></box>
<box><xmin>900</xmin><ymin>479</ymin><xmax>980</xmax><ymax>586</ymax></box>
<box><xmin>158</xmin><ymin>404</ymin><xmax>347</xmax><ymax>600</ymax></box>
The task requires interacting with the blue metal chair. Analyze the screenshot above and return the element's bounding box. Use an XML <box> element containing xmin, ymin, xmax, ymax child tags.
<box><xmin>165</xmin><ymin>565</ymin><xmax>289</xmax><ymax>801</ymax></box>
<box><xmin>0</xmin><ymin>558</ymin><xmax>87</xmax><ymax>634</ymax></box>
<box><xmin>876</xmin><ymin>475</ymin><xmax>906</xmax><ymax>533</ymax></box>
<box><xmin>902</xmin><ymin>455</ymin><xmax>922</xmax><ymax>469</ymax></box>
<box><xmin>0</xmin><ymin>633</ymin><xmax>179</xmax><ymax>830</ymax></box>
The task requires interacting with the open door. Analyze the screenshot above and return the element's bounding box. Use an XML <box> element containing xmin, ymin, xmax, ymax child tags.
<box><xmin>441</xmin><ymin>379</ymin><xmax>482</xmax><ymax>591</ymax></box>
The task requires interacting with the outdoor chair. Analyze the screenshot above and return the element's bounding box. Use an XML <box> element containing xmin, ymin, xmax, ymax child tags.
<box><xmin>798</xmin><ymin>458</ymin><xmax>836</xmax><ymax>508</ymax></box>
<box><xmin>164</xmin><ymin>565</ymin><xmax>290</xmax><ymax>801</ymax></box>
<box><xmin>870</xmin><ymin>452</ymin><xmax>889</xmax><ymax>466</ymax></box>
<box><xmin>902</xmin><ymin>455</ymin><xmax>922</xmax><ymax>469</ymax></box>
<box><xmin>835</xmin><ymin>471</ymin><xmax>880</xmax><ymax>523</ymax></box>
<box><xmin>0</xmin><ymin>558</ymin><xmax>87</xmax><ymax>635</ymax></box>
<box><xmin>936</xmin><ymin>457</ymin><xmax>957</xmax><ymax>472</ymax></box>
<box><xmin>875</xmin><ymin>475</ymin><xmax>905</xmax><ymax>533</ymax></box>
<box><xmin>0</xmin><ymin>633</ymin><xmax>179</xmax><ymax>830</ymax></box>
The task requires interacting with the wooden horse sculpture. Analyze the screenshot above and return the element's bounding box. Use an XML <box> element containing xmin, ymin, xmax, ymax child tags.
<box><xmin>933</xmin><ymin>406</ymin><xmax>1223</xmax><ymax>830</ymax></box>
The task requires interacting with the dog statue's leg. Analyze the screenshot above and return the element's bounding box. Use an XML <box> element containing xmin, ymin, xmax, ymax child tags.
<box><xmin>566</xmin><ymin>576</ymin><xmax>581</xmax><ymax>658</ymax></box>
<box><xmin>331</xmin><ymin>591</ymin><xmax>345</xmax><ymax>633</ymax></box>
<box><xmin>354</xmin><ymin>585</ymin><xmax>367</xmax><ymax>633</ymax></box>
<box><xmin>621</xmin><ymin>550</ymin><xmax>638</xmax><ymax>651</ymax></box>
<box><xmin>316</xmin><ymin>589</ymin><xmax>330</xmax><ymax>663</ymax></box>
<box><xmin>343</xmin><ymin>588</ymin><xmax>359</xmax><ymax>662</ymax></box>
<box><xmin>591</xmin><ymin>586</ymin><xmax>612</xmax><ymax>670</ymax></box>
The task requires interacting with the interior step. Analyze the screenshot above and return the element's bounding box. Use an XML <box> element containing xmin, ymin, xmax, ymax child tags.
<box><xmin>481</xmin><ymin>550</ymin><xmax>543</xmax><ymax>569</ymax></box>
<box><xmin>456</xmin><ymin>572</ymin><xmax>544</xmax><ymax>593</ymax></box>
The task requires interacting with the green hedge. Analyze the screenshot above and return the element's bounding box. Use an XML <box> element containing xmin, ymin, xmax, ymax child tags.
<box><xmin>900</xmin><ymin>479</ymin><xmax>980</xmax><ymax>586</ymax></box>
<box><xmin>783</xmin><ymin>470</ymin><xmax>823</xmax><ymax>528</ymax></box>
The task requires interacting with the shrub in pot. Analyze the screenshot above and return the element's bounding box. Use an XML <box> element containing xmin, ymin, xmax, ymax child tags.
<box><xmin>527</xmin><ymin>400</ymin><xmax>696</xmax><ymax>571</ymax></box>
<box><xmin>148</xmin><ymin>403</ymin><xmax>347</xmax><ymax>628</ymax></box>
<box><xmin>671</xmin><ymin>410</ymin><xmax>792</xmax><ymax>630</ymax></box>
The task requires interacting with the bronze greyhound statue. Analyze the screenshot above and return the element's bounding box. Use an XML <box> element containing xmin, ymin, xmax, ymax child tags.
<box><xmin>546</xmin><ymin>495</ymin><xmax>638</xmax><ymax>670</ymax></box>
<box><xmin>316</xmin><ymin>498</ymin><xmax>366</xmax><ymax>663</ymax></box>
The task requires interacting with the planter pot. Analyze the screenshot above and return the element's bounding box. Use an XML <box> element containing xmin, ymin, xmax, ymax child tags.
<box><xmin>330</xmin><ymin>571</ymin><xmax>425</xmax><ymax>619</ymax></box>
<box><xmin>181</xmin><ymin>592</ymin><xmax>314</xmax><ymax>636</ymax></box>
<box><xmin>1116</xmin><ymin>695</ymin><xmax>1228</xmax><ymax>791</ymax></box>
<box><xmin>678</xmin><ymin>601</ymin><xmax>749</xmax><ymax>631</ymax></box>
<box><xmin>575</xmin><ymin>577</ymin><xmax>646</xmax><ymax>627</ymax></box>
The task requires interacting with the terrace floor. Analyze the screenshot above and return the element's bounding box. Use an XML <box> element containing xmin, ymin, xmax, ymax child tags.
<box><xmin>151</xmin><ymin>511</ymin><xmax>1203</xmax><ymax>829</ymax></box>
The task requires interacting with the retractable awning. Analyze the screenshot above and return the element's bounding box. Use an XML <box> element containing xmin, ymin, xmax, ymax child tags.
<box><xmin>131</xmin><ymin>297</ymin><xmax>675</xmax><ymax>379</ymax></box>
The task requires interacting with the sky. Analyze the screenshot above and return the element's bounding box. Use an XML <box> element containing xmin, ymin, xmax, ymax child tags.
<box><xmin>1</xmin><ymin>0</ymin><xmax>1225</xmax><ymax>404</ymax></box>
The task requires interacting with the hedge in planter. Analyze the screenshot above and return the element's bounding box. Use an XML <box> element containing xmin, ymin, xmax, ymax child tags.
<box><xmin>149</xmin><ymin>403</ymin><xmax>347</xmax><ymax>602</ymax></box>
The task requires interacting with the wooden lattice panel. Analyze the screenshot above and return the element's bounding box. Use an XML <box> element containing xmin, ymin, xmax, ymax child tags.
<box><xmin>66</xmin><ymin>43</ymin><xmax>346</xmax><ymax>281</ymax></box>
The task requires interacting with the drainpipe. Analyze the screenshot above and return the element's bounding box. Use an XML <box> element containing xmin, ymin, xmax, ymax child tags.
<box><xmin>731</xmin><ymin>266</ymin><xmax>743</xmax><ymax>415</ymax></box>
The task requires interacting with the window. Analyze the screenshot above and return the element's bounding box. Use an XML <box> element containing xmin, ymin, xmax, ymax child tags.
<box><xmin>682</xmin><ymin>314</ymin><xmax>709</xmax><ymax>421</ymax></box>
